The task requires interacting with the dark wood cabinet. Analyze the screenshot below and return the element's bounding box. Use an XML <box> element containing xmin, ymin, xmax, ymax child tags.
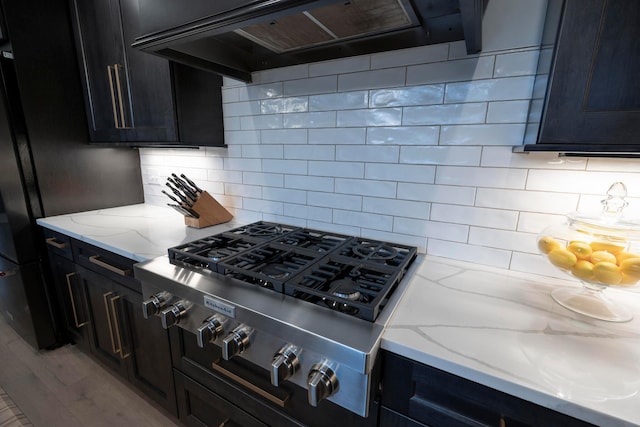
<box><xmin>70</xmin><ymin>0</ymin><xmax>225</xmax><ymax>146</ymax></box>
<box><xmin>521</xmin><ymin>0</ymin><xmax>640</xmax><ymax>155</ymax></box>
<box><xmin>43</xmin><ymin>231</ymin><xmax>177</xmax><ymax>417</ymax></box>
<box><xmin>381</xmin><ymin>351</ymin><xmax>595</xmax><ymax>427</ymax></box>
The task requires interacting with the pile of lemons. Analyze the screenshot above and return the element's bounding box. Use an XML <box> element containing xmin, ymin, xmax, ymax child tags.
<box><xmin>538</xmin><ymin>236</ymin><xmax>640</xmax><ymax>286</ymax></box>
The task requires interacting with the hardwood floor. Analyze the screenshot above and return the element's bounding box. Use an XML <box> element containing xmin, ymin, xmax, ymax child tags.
<box><xmin>0</xmin><ymin>316</ymin><xmax>180</xmax><ymax>427</ymax></box>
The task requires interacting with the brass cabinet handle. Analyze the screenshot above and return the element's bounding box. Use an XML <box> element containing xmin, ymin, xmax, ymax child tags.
<box><xmin>46</xmin><ymin>237</ymin><xmax>67</xmax><ymax>249</ymax></box>
<box><xmin>110</xmin><ymin>295</ymin><xmax>130</xmax><ymax>359</ymax></box>
<box><xmin>107</xmin><ymin>65</ymin><xmax>120</xmax><ymax>128</ymax></box>
<box><xmin>112</xmin><ymin>64</ymin><xmax>128</xmax><ymax>129</ymax></box>
<box><xmin>211</xmin><ymin>360</ymin><xmax>289</xmax><ymax>408</ymax></box>
<box><xmin>65</xmin><ymin>272</ymin><xmax>88</xmax><ymax>328</ymax></box>
<box><xmin>88</xmin><ymin>255</ymin><xmax>131</xmax><ymax>276</ymax></box>
<box><xmin>103</xmin><ymin>291</ymin><xmax>119</xmax><ymax>355</ymax></box>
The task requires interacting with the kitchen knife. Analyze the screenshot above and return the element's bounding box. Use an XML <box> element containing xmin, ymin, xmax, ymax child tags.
<box><xmin>180</xmin><ymin>173</ymin><xmax>203</xmax><ymax>195</ymax></box>
<box><xmin>161</xmin><ymin>189</ymin><xmax>181</xmax><ymax>204</ymax></box>
<box><xmin>168</xmin><ymin>177</ymin><xmax>197</xmax><ymax>203</ymax></box>
<box><xmin>165</xmin><ymin>182</ymin><xmax>192</xmax><ymax>206</ymax></box>
<box><xmin>171</xmin><ymin>174</ymin><xmax>199</xmax><ymax>200</ymax></box>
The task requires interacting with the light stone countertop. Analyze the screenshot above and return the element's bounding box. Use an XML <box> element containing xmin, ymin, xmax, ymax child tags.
<box><xmin>37</xmin><ymin>204</ymin><xmax>640</xmax><ymax>426</ymax></box>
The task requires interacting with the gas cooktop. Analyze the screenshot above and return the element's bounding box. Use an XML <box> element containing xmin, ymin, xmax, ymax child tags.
<box><xmin>168</xmin><ymin>221</ymin><xmax>417</xmax><ymax>322</ymax></box>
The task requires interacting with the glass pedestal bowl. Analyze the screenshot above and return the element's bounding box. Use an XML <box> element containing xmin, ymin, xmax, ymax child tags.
<box><xmin>537</xmin><ymin>183</ymin><xmax>640</xmax><ymax>322</ymax></box>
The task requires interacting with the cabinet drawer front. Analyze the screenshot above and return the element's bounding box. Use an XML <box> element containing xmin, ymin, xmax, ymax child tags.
<box><xmin>73</xmin><ymin>240</ymin><xmax>140</xmax><ymax>292</ymax></box>
<box><xmin>43</xmin><ymin>228</ymin><xmax>73</xmax><ymax>260</ymax></box>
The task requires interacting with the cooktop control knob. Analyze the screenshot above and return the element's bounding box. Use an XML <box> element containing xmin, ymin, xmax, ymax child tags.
<box><xmin>141</xmin><ymin>292</ymin><xmax>171</xmax><ymax>319</ymax></box>
<box><xmin>159</xmin><ymin>300</ymin><xmax>189</xmax><ymax>329</ymax></box>
<box><xmin>221</xmin><ymin>325</ymin><xmax>252</xmax><ymax>360</ymax></box>
<box><xmin>196</xmin><ymin>314</ymin><xmax>225</xmax><ymax>348</ymax></box>
<box><xmin>307</xmin><ymin>363</ymin><xmax>338</xmax><ymax>407</ymax></box>
<box><xmin>270</xmin><ymin>345</ymin><xmax>300</xmax><ymax>387</ymax></box>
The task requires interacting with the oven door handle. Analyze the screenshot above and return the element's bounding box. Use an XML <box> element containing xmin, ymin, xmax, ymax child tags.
<box><xmin>211</xmin><ymin>360</ymin><xmax>289</xmax><ymax>408</ymax></box>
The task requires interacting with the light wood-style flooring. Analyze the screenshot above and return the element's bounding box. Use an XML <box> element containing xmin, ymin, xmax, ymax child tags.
<box><xmin>0</xmin><ymin>316</ymin><xmax>180</xmax><ymax>427</ymax></box>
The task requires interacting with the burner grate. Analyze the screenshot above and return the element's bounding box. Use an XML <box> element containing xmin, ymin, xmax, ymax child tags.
<box><xmin>337</xmin><ymin>238</ymin><xmax>417</xmax><ymax>269</ymax></box>
<box><xmin>168</xmin><ymin>235</ymin><xmax>264</xmax><ymax>272</ymax></box>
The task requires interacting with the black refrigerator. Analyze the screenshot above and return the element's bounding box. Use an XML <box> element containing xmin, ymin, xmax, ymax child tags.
<box><xmin>0</xmin><ymin>0</ymin><xmax>144</xmax><ymax>349</ymax></box>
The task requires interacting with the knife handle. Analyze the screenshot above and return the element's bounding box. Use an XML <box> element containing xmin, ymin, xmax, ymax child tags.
<box><xmin>181</xmin><ymin>174</ymin><xmax>203</xmax><ymax>194</ymax></box>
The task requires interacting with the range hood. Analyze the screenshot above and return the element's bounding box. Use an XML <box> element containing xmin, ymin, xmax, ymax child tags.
<box><xmin>133</xmin><ymin>0</ymin><xmax>486</xmax><ymax>82</ymax></box>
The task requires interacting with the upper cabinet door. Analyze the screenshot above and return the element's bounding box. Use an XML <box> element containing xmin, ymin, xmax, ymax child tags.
<box><xmin>522</xmin><ymin>0</ymin><xmax>640</xmax><ymax>155</ymax></box>
<box><xmin>71</xmin><ymin>0</ymin><xmax>177</xmax><ymax>143</ymax></box>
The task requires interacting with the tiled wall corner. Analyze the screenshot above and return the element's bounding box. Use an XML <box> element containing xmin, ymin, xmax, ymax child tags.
<box><xmin>139</xmin><ymin>40</ymin><xmax>640</xmax><ymax>279</ymax></box>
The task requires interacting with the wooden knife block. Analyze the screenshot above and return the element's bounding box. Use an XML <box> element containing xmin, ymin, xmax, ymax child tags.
<box><xmin>184</xmin><ymin>191</ymin><xmax>233</xmax><ymax>228</ymax></box>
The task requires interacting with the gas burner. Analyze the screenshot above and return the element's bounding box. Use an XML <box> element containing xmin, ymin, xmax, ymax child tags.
<box><xmin>330</xmin><ymin>279</ymin><xmax>361</xmax><ymax>301</ymax></box>
<box><xmin>352</xmin><ymin>242</ymin><xmax>398</xmax><ymax>261</ymax></box>
<box><xmin>261</xmin><ymin>263</ymin><xmax>290</xmax><ymax>280</ymax></box>
<box><xmin>245</xmin><ymin>223</ymin><xmax>282</xmax><ymax>237</ymax></box>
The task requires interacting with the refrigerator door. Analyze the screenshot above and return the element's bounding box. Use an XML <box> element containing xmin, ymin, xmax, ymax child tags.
<box><xmin>0</xmin><ymin>254</ymin><xmax>56</xmax><ymax>349</ymax></box>
<box><xmin>0</xmin><ymin>53</ymin><xmax>39</xmax><ymax>265</ymax></box>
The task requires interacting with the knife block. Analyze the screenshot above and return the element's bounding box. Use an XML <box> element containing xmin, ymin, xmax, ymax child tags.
<box><xmin>184</xmin><ymin>191</ymin><xmax>233</xmax><ymax>228</ymax></box>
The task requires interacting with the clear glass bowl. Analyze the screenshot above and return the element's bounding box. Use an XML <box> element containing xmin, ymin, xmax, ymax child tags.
<box><xmin>537</xmin><ymin>182</ymin><xmax>640</xmax><ymax>322</ymax></box>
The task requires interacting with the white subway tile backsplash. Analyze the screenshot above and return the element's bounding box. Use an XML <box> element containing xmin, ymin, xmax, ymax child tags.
<box><xmin>476</xmin><ymin>188</ymin><xmax>579</xmax><ymax>214</ymax></box>
<box><xmin>261</xmin><ymin>129</ymin><xmax>308</xmax><ymax>145</ymax></box>
<box><xmin>283</xmin><ymin>112</ymin><xmax>336</xmax><ymax>128</ymax></box>
<box><xmin>140</xmin><ymin>38</ymin><xmax>640</xmax><ymax>277</ymax></box>
<box><xmin>308</xmin><ymin>161</ymin><xmax>364</xmax><ymax>178</ymax></box>
<box><xmin>309</xmin><ymin>91</ymin><xmax>368</xmax><ymax>111</ymax></box>
<box><xmin>371</xmin><ymin>44</ymin><xmax>449</xmax><ymax>69</ymax></box>
<box><xmin>338</xmin><ymin>68</ymin><xmax>406</xmax><ymax>91</ymax></box>
<box><xmin>368</xmin><ymin>126</ymin><xmax>439</xmax><ymax>146</ymax></box>
<box><xmin>284</xmin><ymin>145</ymin><xmax>334</xmax><ymax>161</ymax></box>
<box><xmin>284</xmin><ymin>76</ymin><xmax>337</xmax><ymax>96</ymax></box>
<box><xmin>241</xmin><ymin>145</ymin><xmax>283</xmax><ymax>159</ymax></box>
<box><xmin>440</xmin><ymin>124</ymin><xmax>526</xmax><ymax>146</ymax></box>
<box><xmin>334</xmin><ymin>209</ymin><xmax>393</xmax><ymax>231</ymax></box>
<box><xmin>262</xmin><ymin>187</ymin><xmax>307</xmax><ymax>204</ymax></box>
<box><xmin>262</xmin><ymin>159</ymin><xmax>308</xmax><ymax>175</ymax></box>
<box><xmin>400</xmin><ymin>146</ymin><xmax>482</xmax><ymax>166</ymax></box>
<box><xmin>435</xmin><ymin>166</ymin><xmax>527</xmax><ymax>189</ymax></box>
<box><xmin>397</xmin><ymin>183</ymin><xmax>476</xmax><ymax>205</ymax></box>
<box><xmin>335</xmin><ymin>145</ymin><xmax>399</xmax><ymax>163</ymax></box>
<box><xmin>309</xmin><ymin>128</ymin><xmax>366</xmax><ymax>145</ymax></box>
<box><xmin>337</xmin><ymin>108</ymin><xmax>402</xmax><ymax>127</ymax></box>
<box><xmin>406</xmin><ymin>56</ymin><xmax>495</xmax><ymax>85</ymax></box>
<box><xmin>285</xmin><ymin>175</ymin><xmax>334</xmax><ymax>192</ymax></box>
<box><xmin>427</xmin><ymin>239</ymin><xmax>512</xmax><ymax>269</ymax></box>
<box><xmin>445</xmin><ymin>76</ymin><xmax>535</xmax><ymax>103</ymax></box>
<box><xmin>335</xmin><ymin>178</ymin><xmax>396</xmax><ymax>198</ymax></box>
<box><xmin>486</xmin><ymin>100</ymin><xmax>530</xmax><ymax>123</ymax></box>
<box><xmin>308</xmin><ymin>192</ymin><xmax>361</xmax><ymax>211</ymax></box>
<box><xmin>468</xmin><ymin>227</ymin><xmax>537</xmax><ymax>253</ymax></box>
<box><xmin>431</xmin><ymin>204</ymin><xmax>519</xmax><ymax>229</ymax></box>
<box><xmin>494</xmin><ymin>50</ymin><xmax>539</xmax><ymax>77</ymax></box>
<box><xmin>403</xmin><ymin>103</ymin><xmax>487</xmax><ymax>126</ymax></box>
<box><xmin>309</xmin><ymin>56</ymin><xmax>370</xmax><ymax>77</ymax></box>
<box><xmin>365</xmin><ymin>163</ymin><xmax>436</xmax><ymax>184</ymax></box>
<box><xmin>370</xmin><ymin>85</ymin><xmax>444</xmax><ymax>107</ymax></box>
<box><xmin>363</xmin><ymin>197</ymin><xmax>430</xmax><ymax>219</ymax></box>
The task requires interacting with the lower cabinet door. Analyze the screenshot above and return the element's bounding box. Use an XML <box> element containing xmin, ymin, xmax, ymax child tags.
<box><xmin>80</xmin><ymin>266</ymin><xmax>128</xmax><ymax>378</ymax></box>
<box><xmin>119</xmin><ymin>285</ymin><xmax>177</xmax><ymax>416</ymax></box>
<box><xmin>174</xmin><ymin>370</ymin><xmax>267</xmax><ymax>427</ymax></box>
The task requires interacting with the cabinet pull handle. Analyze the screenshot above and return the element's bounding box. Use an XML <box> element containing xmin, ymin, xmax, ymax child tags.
<box><xmin>107</xmin><ymin>65</ymin><xmax>120</xmax><ymax>128</ymax></box>
<box><xmin>88</xmin><ymin>255</ymin><xmax>131</xmax><ymax>276</ymax></box>
<box><xmin>110</xmin><ymin>295</ymin><xmax>130</xmax><ymax>359</ymax></box>
<box><xmin>211</xmin><ymin>360</ymin><xmax>289</xmax><ymax>408</ymax></box>
<box><xmin>46</xmin><ymin>237</ymin><xmax>67</xmax><ymax>249</ymax></box>
<box><xmin>499</xmin><ymin>416</ymin><xmax>506</xmax><ymax>427</ymax></box>
<box><xmin>112</xmin><ymin>64</ymin><xmax>129</xmax><ymax>129</ymax></box>
<box><xmin>66</xmin><ymin>272</ymin><xmax>88</xmax><ymax>328</ymax></box>
<box><xmin>103</xmin><ymin>291</ymin><xmax>119</xmax><ymax>355</ymax></box>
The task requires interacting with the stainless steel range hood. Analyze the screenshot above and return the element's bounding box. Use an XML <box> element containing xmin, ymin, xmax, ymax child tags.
<box><xmin>133</xmin><ymin>0</ymin><xmax>487</xmax><ymax>82</ymax></box>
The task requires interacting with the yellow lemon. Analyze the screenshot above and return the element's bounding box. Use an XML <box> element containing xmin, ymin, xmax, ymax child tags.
<box><xmin>571</xmin><ymin>260</ymin><xmax>594</xmax><ymax>280</ymax></box>
<box><xmin>619</xmin><ymin>274</ymin><xmax>639</xmax><ymax>286</ymax></box>
<box><xmin>538</xmin><ymin>236</ymin><xmax>562</xmax><ymax>254</ymax></box>
<box><xmin>616</xmin><ymin>251</ymin><xmax>640</xmax><ymax>265</ymax></box>
<box><xmin>589</xmin><ymin>241</ymin><xmax>626</xmax><ymax>254</ymax></box>
<box><xmin>619</xmin><ymin>257</ymin><xmax>640</xmax><ymax>279</ymax></box>
<box><xmin>590</xmin><ymin>250</ymin><xmax>617</xmax><ymax>264</ymax></box>
<box><xmin>548</xmin><ymin>248</ymin><xmax>577</xmax><ymax>269</ymax></box>
<box><xmin>567</xmin><ymin>241</ymin><xmax>592</xmax><ymax>260</ymax></box>
<box><xmin>592</xmin><ymin>262</ymin><xmax>622</xmax><ymax>285</ymax></box>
